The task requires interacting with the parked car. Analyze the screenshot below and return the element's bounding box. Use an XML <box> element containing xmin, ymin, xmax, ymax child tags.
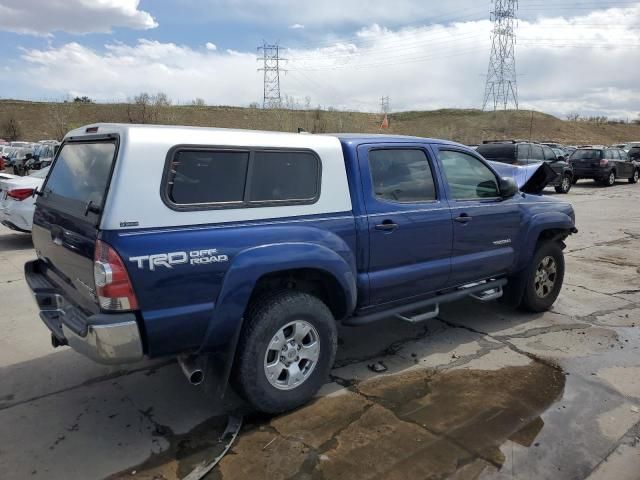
<box><xmin>612</xmin><ymin>142</ymin><xmax>640</xmax><ymax>152</ymax></box>
<box><xmin>25</xmin><ymin>124</ymin><xmax>577</xmax><ymax>413</ymax></box>
<box><xmin>570</xmin><ymin>147</ymin><xmax>639</xmax><ymax>186</ymax></box>
<box><xmin>476</xmin><ymin>141</ymin><xmax>574</xmax><ymax>193</ymax></box>
<box><xmin>0</xmin><ymin>167</ymin><xmax>49</xmax><ymax>232</ymax></box>
<box><xmin>27</xmin><ymin>142</ymin><xmax>59</xmax><ymax>170</ymax></box>
<box><xmin>628</xmin><ymin>146</ymin><xmax>640</xmax><ymax>161</ymax></box>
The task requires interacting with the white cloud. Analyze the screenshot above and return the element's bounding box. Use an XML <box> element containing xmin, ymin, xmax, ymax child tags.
<box><xmin>9</xmin><ymin>4</ymin><xmax>640</xmax><ymax>118</ymax></box>
<box><xmin>0</xmin><ymin>0</ymin><xmax>157</xmax><ymax>35</ymax></box>
<box><xmin>19</xmin><ymin>39</ymin><xmax>258</xmax><ymax>104</ymax></box>
<box><xmin>206</xmin><ymin>42</ymin><xmax>217</xmax><ymax>51</ymax></box>
<box><xmin>289</xmin><ymin>24</ymin><xmax>305</xmax><ymax>30</ymax></box>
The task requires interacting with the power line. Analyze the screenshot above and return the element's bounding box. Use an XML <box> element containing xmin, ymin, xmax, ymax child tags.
<box><xmin>483</xmin><ymin>0</ymin><xmax>519</xmax><ymax>111</ymax></box>
<box><xmin>257</xmin><ymin>42</ymin><xmax>286</xmax><ymax>108</ymax></box>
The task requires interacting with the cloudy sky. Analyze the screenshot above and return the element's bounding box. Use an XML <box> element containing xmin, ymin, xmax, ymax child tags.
<box><xmin>0</xmin><ymin>0</ymin><xmax>639</xmax><ymax>118</ymax></box>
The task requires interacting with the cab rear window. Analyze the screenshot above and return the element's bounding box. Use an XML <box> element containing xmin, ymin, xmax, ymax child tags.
<box><xmin>41</xmin><ymin>141</ymin><xmax>116</xmax><ymax>218</ymax></box>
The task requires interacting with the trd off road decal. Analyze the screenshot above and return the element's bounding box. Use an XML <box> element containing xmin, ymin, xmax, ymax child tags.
<box><xmin>129</xmin><ymin>249</ymin><xmax>229</xmax><ymax>271</ymax></box>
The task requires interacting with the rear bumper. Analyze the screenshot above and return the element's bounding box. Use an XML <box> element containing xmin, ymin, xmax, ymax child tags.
<box><xmin>25</xmin><ymin>260</ymin><xmax>144</xmax><ymax>365</ymax></box>
<box><xmin>572</xmin><ymin>166</ymin><xmax>608</xmax><ymax>178</ymax></box>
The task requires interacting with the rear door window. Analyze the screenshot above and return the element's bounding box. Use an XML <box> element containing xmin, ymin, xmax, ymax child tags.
<box><xmin>368</xmin><ymin>149</ymin><xmax>436</xmax><ymax>203</ymax></box>
<box><xmin>542</xmin><ymin>146</ymin><xmax>557</xmax><ymax>161</ymax></box>
<box><xmin>42</xmin><ymin>141</ymin><xmax>117</xmax><ymax>219</ymax></box>
<box><xmin>517</xmin><ymin>144</ymin><xmax>532</xmax><ymax>162</ymax></box>
<box><xmin>531</xmin><ymin>145</ymin><xmax>545</xmax><ymax>161</ymax></box>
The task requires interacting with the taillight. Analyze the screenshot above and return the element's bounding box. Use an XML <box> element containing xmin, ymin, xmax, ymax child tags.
<box><xmin>599</xmin><ymin>159</ymin><xmax>609</xmax><ymax>166</ymax></box>
<box><xmin>94</xmin><ymin>240</ymin><xmax>138</xmax><ymax>311</ymax></box>
<box><xmin>7</xmin><ymin>188</ymin><xmax>34</xmax><ymax>201</ymax></box>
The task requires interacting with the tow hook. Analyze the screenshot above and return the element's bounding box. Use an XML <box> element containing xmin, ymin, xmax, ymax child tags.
<box><xmin>178</xmin><ymin>355</ymin><xmax>205</xmax><ymax>385</ymax></box>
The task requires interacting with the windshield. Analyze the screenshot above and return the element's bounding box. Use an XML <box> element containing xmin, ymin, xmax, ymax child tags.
<box><xmin>571</xmin><ymin>149</ymin><xmax>602</xmax><ymax>160</ymax></box>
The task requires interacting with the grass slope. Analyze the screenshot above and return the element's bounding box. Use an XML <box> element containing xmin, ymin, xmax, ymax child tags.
<box><xmin>1</xmin><ymin>100</ymin><xmax>639</xmax><ymax>145</ymax></box>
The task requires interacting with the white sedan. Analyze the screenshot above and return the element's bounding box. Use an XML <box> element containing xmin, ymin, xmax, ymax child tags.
<box><xmin>0</xmin><ymin>167</ymin><xmax>49</xmax><ymax>232</ymax></box>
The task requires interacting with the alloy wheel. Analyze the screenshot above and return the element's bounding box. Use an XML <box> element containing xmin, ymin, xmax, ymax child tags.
<box><xmin>264</xmin><ymin>320</ymin><xmax>320</xmax><ymax>390</ymax></box>
<box><xmin>534</xmin><ymin>256</ymin><xmax>557</xmax><ymax>299</ymax></box>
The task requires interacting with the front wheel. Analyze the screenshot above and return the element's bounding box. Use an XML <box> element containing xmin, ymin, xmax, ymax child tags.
<box><xmin>232</xmin><ymin>291</ymin><xmax>337</xmax><ymax>413</ymax></box>
<box><xmin>629</xmin><ymin>169</ymin><xmax>639</xmax><ymax>184</ymax></box>
<box><xmin>555</xmin><ymin>174</ymin><xmax>572</xmax><ymax>194</ymax></box>
<box><xmin>520</xmin><ymin>241</ymin><xmax>565</xmax><ymax>312</ymax></box>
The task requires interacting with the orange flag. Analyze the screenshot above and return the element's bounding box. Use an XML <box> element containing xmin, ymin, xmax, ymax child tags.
<box><xmin>380</xmin><ymin>114</ymin><xmax>389</xmax><ymax>129</ymax></box>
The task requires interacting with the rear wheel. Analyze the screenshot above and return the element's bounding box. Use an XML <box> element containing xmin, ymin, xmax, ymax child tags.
<box><xmin>602</xmin><ymin>170</ymin><xmax>616</xmax><ymax>187</ymax></box>
<box><xmin>629</xmin><ymin>169</ymin><xmax>639</xmax><ymax>184</ymax></box>
<box><xmin>232</xmin><ymin>291</ymin><xmax>337</xmax><ymax>413</ymax></box>
<box><xmin>520</xmin><ymin>241</ymin><xmax>565</xmax><ymax>312</ymax></box>
<box><xmin>555</xmin><ymin>174</ymin><xmax>572</xmax><ymax>194</ymax></box>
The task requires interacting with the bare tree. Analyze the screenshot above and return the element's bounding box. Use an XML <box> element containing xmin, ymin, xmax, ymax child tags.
<box><xmin>2</xmin><ymin>116</ymin><xmax>22</xmax><ymax>141</ymax></box>
<box><xmin>127</xmin><ymin>92</ymin><xmax>173</xmax><ymax>124</ymax></box>
<box><xmin>191</xmin><ymin>97</ymin><xmax>206</xmax><ymax>107</ymax></box>
<box><xmin>48</xmin><ymin>103</ymin><xmax>76</xmax><ymax>140</ymax></box>
<box><xmin>566</xmin><ymin>113</ymin><xmax>581</xmax><ymax>122</ymax></box>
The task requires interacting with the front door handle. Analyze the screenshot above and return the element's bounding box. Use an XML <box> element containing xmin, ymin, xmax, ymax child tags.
<box><xmin>375</xmin><ymin>220</ymin><xmax>399</xmax><ymax>232</ymax></box>
<box><xmin>455</xmin><ymin>213</ymin><xmax>473</xmax><ymax>223</ymax></box>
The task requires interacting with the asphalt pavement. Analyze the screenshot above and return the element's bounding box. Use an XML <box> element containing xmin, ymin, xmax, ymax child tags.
<box><xmin>1</xmin><ymin>179</ymin><xmax>639</xmax><ymax>480</ymax></box>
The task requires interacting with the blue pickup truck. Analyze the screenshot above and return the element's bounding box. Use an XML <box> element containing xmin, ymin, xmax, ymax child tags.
<box><xmin>25</xmin><ymin>125</ymin><xmax>576</xmax><ymax>413</ymax></box>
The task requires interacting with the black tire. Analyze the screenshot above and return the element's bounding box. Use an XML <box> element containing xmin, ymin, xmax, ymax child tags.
<box><xmin>554</xmin><ymin>174</ymin><xmax>572</xmax><ymax>194</ymax></box>
<box><xmin>571</xmin><ymin>176</ymin><xmax>580</xmax><ymax>185</ymax></box>
<box><xmin>602</xmin><ymin>170</ymin><xmax>616</xmax><ymax>187</ymax></box>
<box><xmin>629</xmin><ymin>169</ymin><xmax>639</xmax><ymax>184</ymax></box>
<box><xmin>520</xmin><ymin>241</ymin><xmax>565</xmax><ymax>313</ymax></box>
<box><xmin>232</xmin><ymin>291</ymin><xmax>337</xmax><ymax>414</ymax></box>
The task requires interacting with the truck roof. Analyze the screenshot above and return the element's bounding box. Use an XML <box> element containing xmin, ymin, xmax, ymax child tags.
<box><xmin>65</xmin><ymin>123</ymin><xmax>463</xmax><ymax>148</ymax></box>
<box><xmin>332</xmin><ymin>133</ymin><xmax>461</xmax><ymax>146</ymax></box>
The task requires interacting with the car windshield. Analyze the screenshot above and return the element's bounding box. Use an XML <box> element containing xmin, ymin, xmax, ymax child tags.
<box><xmin>571</xmin><ymin>149</ymin><xmax>602</xmax><ymax>160</ymax></box>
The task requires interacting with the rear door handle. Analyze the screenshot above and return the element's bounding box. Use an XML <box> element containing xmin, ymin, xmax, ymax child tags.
<box><xmin>454</xmin><ymin>214</ymin><xmax>473</xmax><ymax>223</ymax></box>
<box><xmin>375</xmin><ymin>220</ymin><xmax>399</xmax><ymax>232</ymax></box>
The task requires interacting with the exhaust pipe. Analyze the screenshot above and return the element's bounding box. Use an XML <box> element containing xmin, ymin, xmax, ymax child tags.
<box><xmin>178</xmin><ymin>355</ymin><xmax>205</xmax><ymax>386</ymax></box>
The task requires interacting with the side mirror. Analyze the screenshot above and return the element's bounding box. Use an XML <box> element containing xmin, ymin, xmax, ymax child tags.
<box><xmin>499</xmin><ymin>177</ymin><xmax>518</xmax><ymax>199</ymax></box>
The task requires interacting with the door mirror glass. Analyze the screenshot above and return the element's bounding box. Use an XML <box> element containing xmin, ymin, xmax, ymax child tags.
<box><xmin>499</xmin><ymin>177</ymin><xmax>518</xmax><ymax>199</ymax></box>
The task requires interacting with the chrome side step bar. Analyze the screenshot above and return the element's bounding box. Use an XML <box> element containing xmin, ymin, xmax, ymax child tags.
<box><xmin>344</xmin><ymin>278</ymin><xmax>508</xmax><ymax>326</ymax></box>
<box><xmin>395</xmin><ymin>304</ymin><xmax>439</xmax><ymax>323</ymax></box>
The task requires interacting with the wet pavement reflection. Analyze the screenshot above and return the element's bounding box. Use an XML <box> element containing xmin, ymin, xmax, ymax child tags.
<box><xmin>212</xmin><ymin>363</ymin><xmax>565</xmax><ymax>479</ymax></box>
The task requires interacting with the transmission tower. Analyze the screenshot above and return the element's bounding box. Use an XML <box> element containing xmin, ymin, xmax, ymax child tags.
<box><xmin>482</xmin><ymin>0</ymin><xmax>519</xmax><ymax>111</ymax></box>
<box><xmin>258</xmin><ymin>43</ymin><xmax>286</xmax><ymax>108</ymax></box>
<box><xmin>380</xmin><ymin>96</ymin><xmax>390</xmax><ymax>114</ymax></box>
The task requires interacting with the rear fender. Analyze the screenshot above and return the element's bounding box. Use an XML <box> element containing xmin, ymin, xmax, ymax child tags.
<box><xmin>199</xmin><ymin>242</ymin><xmax>357</xmax><ymax>397</ymax></box>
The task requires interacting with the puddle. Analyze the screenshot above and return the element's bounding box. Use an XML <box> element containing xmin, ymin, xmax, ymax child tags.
<box><xmin>214</xmin><ymin>362</ymin><xmax>565</xmax><ymax>479</ymax></box>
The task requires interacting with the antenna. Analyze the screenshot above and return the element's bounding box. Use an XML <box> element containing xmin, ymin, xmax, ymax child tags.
<box><xmin>258</xmin><ymin>42</ymin><xmax>286</xmax><ymax>108</ymax></box>
<box><xmin>482</xmin><ymin>0</ymin><xmax>519</xmax><ymax>111</ymax></box>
